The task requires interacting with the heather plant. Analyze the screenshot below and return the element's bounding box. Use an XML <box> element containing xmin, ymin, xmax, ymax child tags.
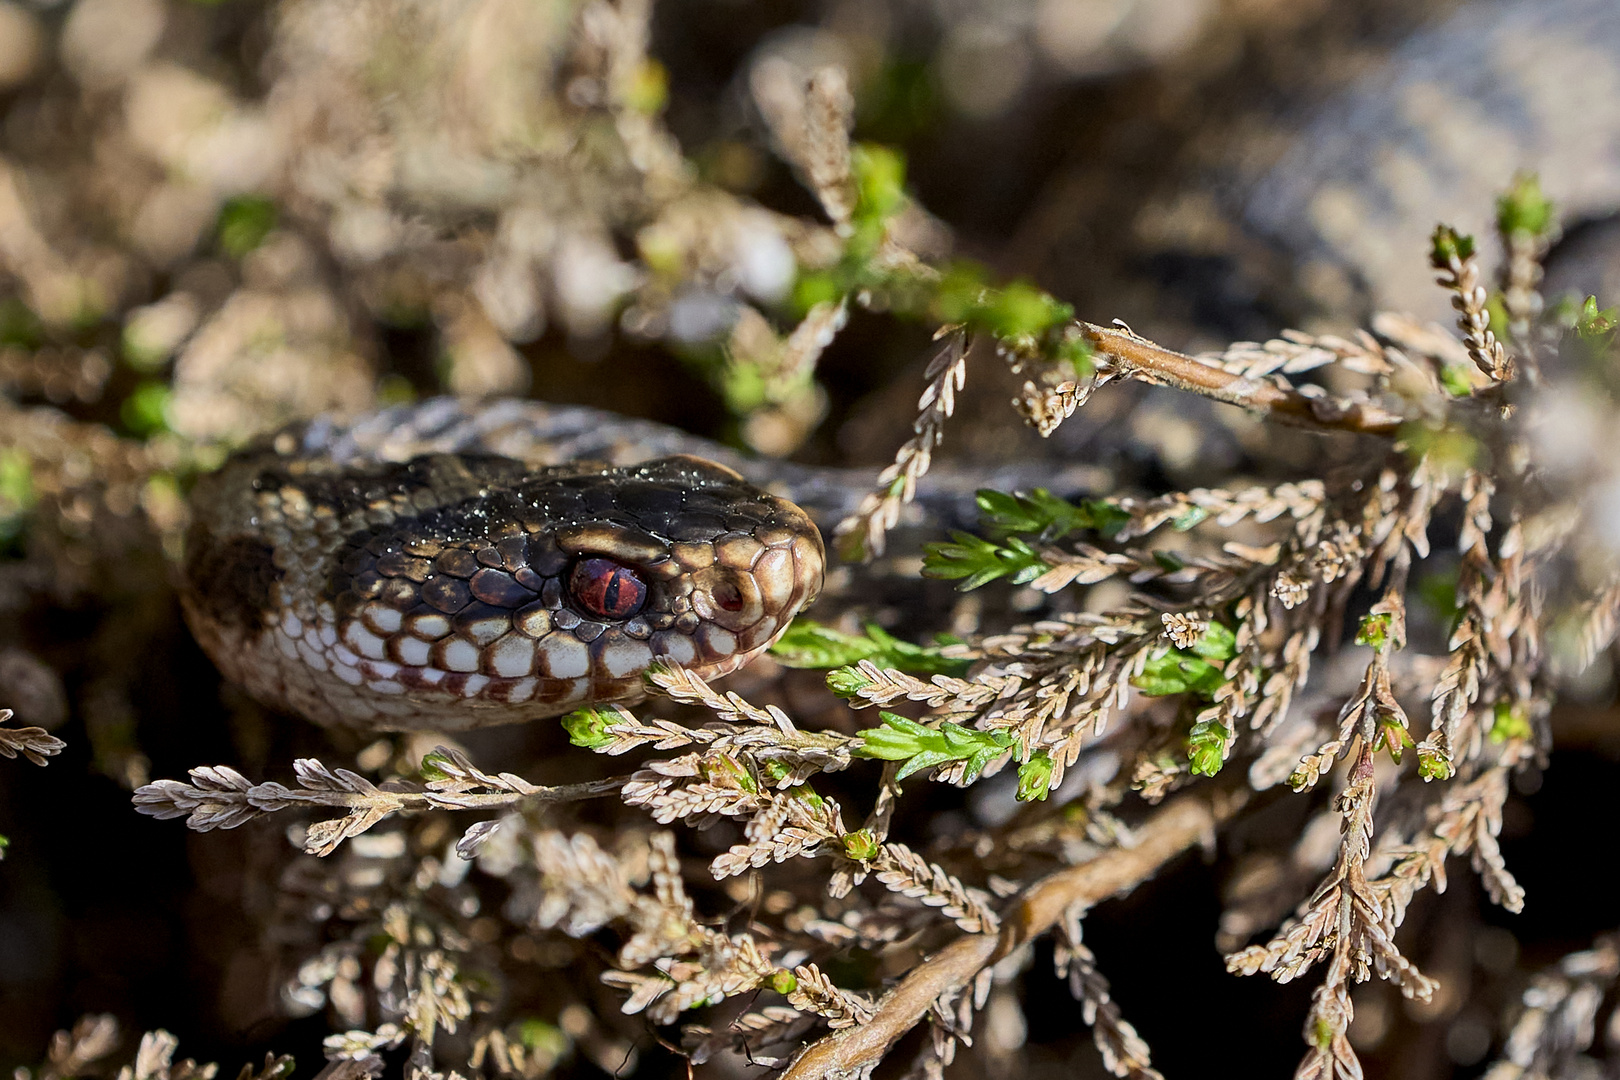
<box><xmin>4</xmin><ymin>2</ymin><xmax>1620</xmax><ymax>1078</ymax></box>
<box><xmin>128</xmin><ymin>153</ymin><xmax>1620</xmax><ymax>1078</ymax></box>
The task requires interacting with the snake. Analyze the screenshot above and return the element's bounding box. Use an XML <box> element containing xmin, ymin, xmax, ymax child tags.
<box><xmin>1236</xmin><ymin>0</ymin><xmax>1620</xmax><ymax>322</ymax></box>
<box><xmin>178</xmin><ymin>399</ymin><xmax>826</xmax><ymax>731</ymax></box>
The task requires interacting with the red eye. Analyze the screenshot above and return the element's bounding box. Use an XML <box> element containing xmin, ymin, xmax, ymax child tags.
<box><xmin>568</xmin><ymin>558</ymin><xmax>647</xmax><ymax>620</ymax></box>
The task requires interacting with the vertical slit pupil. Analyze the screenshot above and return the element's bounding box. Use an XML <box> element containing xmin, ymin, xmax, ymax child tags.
<box><xmin>570</xmin><ymin>557</ymin><xmax>647</xmax><ymax>619</ymax></box>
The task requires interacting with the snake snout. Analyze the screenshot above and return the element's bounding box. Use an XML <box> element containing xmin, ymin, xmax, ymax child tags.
<box><xmin>687</xmin><ymin>505</ymin><xmax>824</xmax><ymax>657</ymax></box>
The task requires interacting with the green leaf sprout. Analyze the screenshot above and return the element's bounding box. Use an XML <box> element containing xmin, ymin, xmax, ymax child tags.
<box><xmin>770</xmin><ymin>619</ymin><xmax>970</xmax><ymax>677</ymax></box>
<box><xmin>854</xmin><ymin>712</ymin><xmax>1012</xmax><ymax>783</ymax></box>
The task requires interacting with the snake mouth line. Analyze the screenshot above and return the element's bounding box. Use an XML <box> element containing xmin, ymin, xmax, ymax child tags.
<box><xmin>183</xmin><ymin>445</ymin><xmax>825</xmax><ymax>731</ymax></box>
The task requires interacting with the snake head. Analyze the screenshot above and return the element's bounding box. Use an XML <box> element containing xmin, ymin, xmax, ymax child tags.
<box><xmin>184</xmin><ymin>448</ymin><xmax>824</xmax><ymax>730</ymax></box>
<box><xmin>512</xmin><ymin>454</ymin><xmax>827</xmax><ymax>696</ymax></box>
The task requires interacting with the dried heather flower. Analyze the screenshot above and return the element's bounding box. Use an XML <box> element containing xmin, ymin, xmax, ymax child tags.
<box><xmin>870</xmin><ymin>842</ymin><xmax>1000</xmax><ymax>934</ymax></box>
<box><xmin>1430</xmin><ymin>225</ymin><xmax>1511</xmax><ymax>381</ymax></box>
<box><xmin>786</xmin><ymin>963</ymin><xmax>875</xmax><ymax>1029</ymax></box>
<box><xmin>0</xmin><ymin>706</ymin><xmax>65</xmax><ymax>766</ymax></box>
<box><xmin>1161</xmin><ymin>612</ymin><xmax>1208</xmax><ymax>649</ymax></box>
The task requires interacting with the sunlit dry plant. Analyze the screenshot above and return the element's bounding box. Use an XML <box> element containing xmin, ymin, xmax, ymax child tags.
<box><xmin>0</xmin><ymin>706</ymin><xmax>64</xmax><ymax>768</ymax></box>
<box><xmin>4</xmin><ymin>0</ymin><xmax>1620</xmax><ymax>1074</ymax></box>
<box><xmin>117</xmin><ymin>124</ymin><xmax>1620</xmax><ymax>1080</ymax></box>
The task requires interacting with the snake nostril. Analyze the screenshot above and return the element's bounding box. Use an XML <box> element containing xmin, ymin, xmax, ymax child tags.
<box><xmin>568</xmin><ymin>557</ymin><xmax>648</xmax><ymax>620</ymax></box>
<box><xmin>712</xmin><ymin>580</ymin><xmax>744</xmax><ymax>612</ymax></box>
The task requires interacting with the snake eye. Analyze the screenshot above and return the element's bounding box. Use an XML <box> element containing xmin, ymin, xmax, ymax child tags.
<box><xmin>568</xmin><ymin>557</ymin><xmax>647</xmax><ymax>620</ymax></box>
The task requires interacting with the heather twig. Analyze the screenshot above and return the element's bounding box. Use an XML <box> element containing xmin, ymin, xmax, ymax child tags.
<box><xmin>870</xmin><ymin>841</ymin><xmax>1001</xmax><ymax>934</ymax></box>
<box><xmin>133</xmin><ymin>748</ymin><xmax>626</xmax><ymax>857</ymax></box>
<box><xmin>1198</xmin><ymin>327</ymin><xmax>1394</xmax><ymax>380</ymax></box>
<box><xmin>1430</xmin><ymin>226</ymin><xmax>1512</xmax><ymax>382</ymax></box>
<box><xmin>0</xmin><ymin>706</ymin><xmax>65</xmax><ymax>766</ymax></box>
<box><xmin>1483</xmin><ymin>932</ymin><xmax>1619</xmax><ymax>1080</ymax></box>
<box><xmin>34</xmin><ymin>1015</ymin><xmax>121</xmax><ymax>1080</ymax></box>
<box><xmin>834</xmin><ymin>329</ymin><xmax>968</xmax><ymax>558</ymax></box>
<box><xmin>1420</xmin><ymin>471</ymin><xmax>1496</xmax><ymax>778</ymax></box>
<box><xmin>752</xmin><ymin>65</ymin><xmax>857</xmax><ymax>230</ymax></box>
<box><xmin>1230</xmin><ymin>746</ymin><xmax>1437</xmax><ymax>1079</ymax></box>
<box><xmin>781</xmin><ymin>790</ymin><xmax>1243</xmax><ymax>1079</ymax></box>
<box><xmin>1079</xmin><ymin>322</ymin><xmax>1406</xmax><ymax>435</ymax></box>
<box><xmin>1495</xmin><ymin>173</ymin><xmax>1557</xmax><ymax>356</ymax></box>
<box><xmin>1054</xmin><ymin>909</ymin><xmax>1163</xmax><ymax>1079</ymax></box>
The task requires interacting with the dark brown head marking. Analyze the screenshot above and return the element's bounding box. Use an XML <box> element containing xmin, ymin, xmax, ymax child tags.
<box><xmin>182</xmin><ymin>524</ymin><xmax>282</xmax><ymax>633</ymax></box>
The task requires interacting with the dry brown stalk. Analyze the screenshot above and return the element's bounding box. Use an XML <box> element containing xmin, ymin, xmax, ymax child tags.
<box><xmin>780</xmin><ymin>790</ymin><xmax>1242</xmax><ymax>1079</ymax></box>
<box><xmin>1079</xmin><ymin>323</ymin><xmax>1405</xmax><ymax>436</ymax></box>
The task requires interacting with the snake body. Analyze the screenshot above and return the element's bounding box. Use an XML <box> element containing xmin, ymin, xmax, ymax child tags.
<box><xmin>180</xmin><ymin>399</ymin><xmax>825</xmax><ymax>731</ymax></box>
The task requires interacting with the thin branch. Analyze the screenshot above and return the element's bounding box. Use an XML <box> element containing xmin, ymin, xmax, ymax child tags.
<box><xmin>1079</xmin><ymin>323</ymin><xmax>1405</xmax><ymax>437</ymax></box>
<box><xmin>133</xmin><ymin>748</ymin><xmax>627</xmax><ymax>856</ymax></box>
<box><xmin>780</xmin><ymin>789</ymin><xmax>1243</xmax><ymax>1079</ymax></box>
<box><xmin>832</xmin><ymin>329</ymin><xmax>967</xmax><ymax>559</ymax></box>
